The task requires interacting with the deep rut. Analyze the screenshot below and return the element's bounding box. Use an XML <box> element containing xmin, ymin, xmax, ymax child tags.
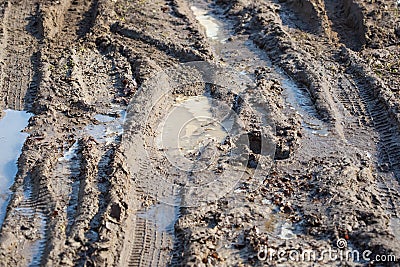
<box><xmin>127</xmin><ymin>217</ymin><xmax>172</xmax><ymax>267</ymax></box>
<box><xmin>323</xmin><ymin>0</ymin><xmax>366</xmax><ymax>51</ymax></box>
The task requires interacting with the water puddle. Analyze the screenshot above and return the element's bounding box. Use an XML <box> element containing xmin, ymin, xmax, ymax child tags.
<box><xmin>277</xmin><ymin>221</ymin><xmax>297</xmax><ymax>240</ymax></box>
<box><xmin>86</xmin><ymin>107</ymin><xmax>126</xmax><ymax>144</ymax></box>
<box><xmin>263</xmin><ymin>212</ymin><xmax>298</xmax><ymax>240</ymax></box>
<box><xmin>190</xmin><ymin>6</ymin><xmax>225</xmax><ymax>41</ymax></box>
<box><xmin>156</xmin><ymin>95</ymin><xmax>231</xmax><ymax>171</ymax></box>
<box><xmin>0</xmin><ymin>110</ymin><xmax>32</xmax><ymax>227</ymax></box>
<box><xmin>143</xmin><ymin>94</ymin><xmax>234</xmax><ymax>250</ymax></box>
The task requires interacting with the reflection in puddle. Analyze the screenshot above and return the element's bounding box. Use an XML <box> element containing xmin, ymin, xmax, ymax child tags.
<box><xmin>0</xmin><ymin>110</ymin><xmax>32</xmax><ymax>227</ymax></box>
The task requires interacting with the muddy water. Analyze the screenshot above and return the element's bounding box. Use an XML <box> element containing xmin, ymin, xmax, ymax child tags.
<box><xmin>0</xmin><ymin>110</ymin><xmax>32</xmax><ymax>227</ymax></box>
<box><xmin>156</xmin><ymin>95</ymin><xmax>230</xmax><ymax>171</ymax></box>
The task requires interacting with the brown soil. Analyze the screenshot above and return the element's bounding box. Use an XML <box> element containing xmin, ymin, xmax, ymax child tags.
<box><xmin>0</xmin><ymin>0</ymin><xmax>399</xmax><ymax>266</ymax></box>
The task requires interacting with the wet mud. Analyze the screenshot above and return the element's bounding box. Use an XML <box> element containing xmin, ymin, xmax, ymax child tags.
<box><xmin>0</xmin><ymin>0</ymin><xmax>399</xmax><ymax>266</ymax></box>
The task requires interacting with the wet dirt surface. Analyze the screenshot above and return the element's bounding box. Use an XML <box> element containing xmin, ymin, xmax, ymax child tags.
<box><xmin>0</xmin><ymin>0</ymin><xmax>399</xmax><ymax>266</ymax></box>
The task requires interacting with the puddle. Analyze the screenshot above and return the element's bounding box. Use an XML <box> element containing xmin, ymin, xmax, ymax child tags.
<box><xmin>86</xmin><ymin>108</ymin><xmax>126</xmax><ymax>145</ymax></box>
<box><xmin>278</xmin><ymin>221</ymin><xmax>297</xmax><ymax>239</ymax></box>
<box><xmin>156</xmin><ymin>95</ymin><xmax>232</xmax><ymax>171</ymax></box>
<box><xmin>263</xmin><ymin>213</ymin><xmax>297</xmax><ymax>240</ymax></box>
<box><xmin>190</xmin><ymin>6</ymin><xmax>224</xmax><ymax>41</ymax></box>
<box><xmin>0</xmin><ymin>110</ymin><xmax>32</xmax><ymax>227</ymax></box>
<box><xmin>135</xmin><ymin>94</ymin><xmax>239</xmax><ymax>256</ymax></box>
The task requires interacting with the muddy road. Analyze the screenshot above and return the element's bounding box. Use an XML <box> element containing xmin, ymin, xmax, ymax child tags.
<box><xmin>0</xmin><ymin>0</ymin><xmax>399</xmax><ymax>266</ymax></box>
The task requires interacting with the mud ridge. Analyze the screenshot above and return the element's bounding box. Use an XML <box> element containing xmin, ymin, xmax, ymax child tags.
<box><xmin>110</xmin><ymin>22</ymin><xmax>204</xmax><ymax>62</ymax></box>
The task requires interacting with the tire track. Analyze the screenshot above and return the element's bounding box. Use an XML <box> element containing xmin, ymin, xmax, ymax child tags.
<box><xmin>52</xmin><ymin>140</ymin><xmax>82</xmax><ymax>235</ymax></box>
<box><xmin>361</xmin><ymin>92</ymin><xmax>400</xmax><ymax>218</ymax></box>
<box><xmin>335</xmin><ymin>76</ymin><xmax>371</xmax><ymax>126</ymax></box>
<box><xmin>0</xmin><ymin>0</ymin><xmax>41</xmax><ymax>111</ymax></box>
<box><xmin>127</xmin><ymin>217</ymin><xmax>173</xmax><ymax>267</ymax></box>
<box><xmin>27</xmin><ymin>151</ymin><xmax>61</xmax><ymax>267</ymax></box>
<box><xmin>335</xmin><ymin>66</ymin><xmax>400</xmax><ymax>218</ymax></box>
<box><xmin>77</xmin><ymin>0</ymin><xmax>98</xmax><ymax>38</ymax></box>
<box><xmin>0</xmin><ymin>140</ymin><xmax>59</xmax><ymax>267</ymax></box>
<box><xmin>121</xmin><ymin>175</ymin><xmax>180</xmax><ymax>266</ymax></box>
<box><xmin>16</xmin><ymin>180</ymin><xmax>49</xmax><ymax>267</ymax></box>
<box><xmin>322</xmin><ymin>0</ymin><xmax>400</xmax><ymax>222</ymax></box>
<box><xmin>41</xmin><ymin>0</ymin><xmax>98</xmax><ymax>44</ymax></box>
